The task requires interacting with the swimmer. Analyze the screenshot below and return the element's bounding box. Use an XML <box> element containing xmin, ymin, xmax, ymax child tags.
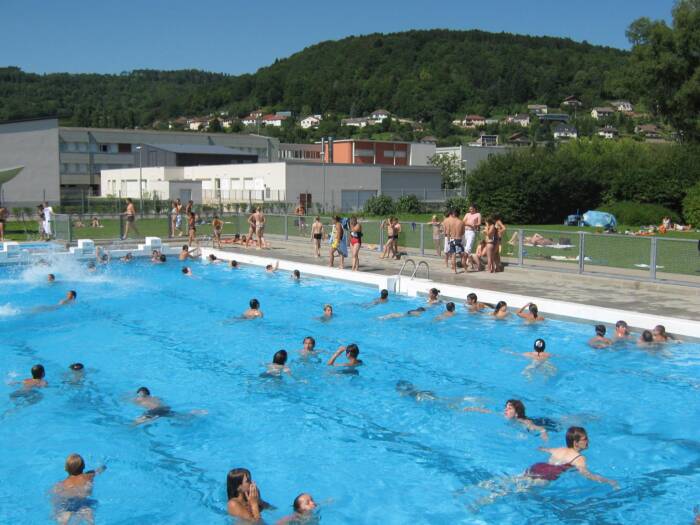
<box><xmin>120</xmin><ymin>252</ymin><xmax>133</xmax><ymax>262</ymax></box>
<box><xmin>95</xmin><ymin>246</ymin><xmax>110</xmax><ymax>264</ymax></box>
<box><xmin>23</xmin><ymin>364</ymin><xmax>47</xmax><ymax>389</ymax></box>
<box><xmin>517</xmin><ymin>302</ymin><xmax>544</xmax><ymax>322</ymax></box>
<box><xmin>523</xmin><ymin>338</ymin><xmax>551</xmax><ymax>360</ymax></box>
<box><xmin>435</xmin><ymin>301</ymin><xmax>456</xmax><ymax>320</ymax></box>
<box><xmin>181</xmin><ymin>266</ymin><xmax>193</xmax><ymax>276</ymax></box>
<box><xmin>396</xmin><ymin>380</ymin><xmax>490</xmax><ymax>412</ymax></box>
<box><xmin>614</xmin><ymin>320</ymin><xmax>631</xmax><ymax>340</ymax></box>
<box><xmin>276</xmin><ymin>493</ymin><xmax>317</xmax><ymax>525</ymax></box>
<box><xmin>67</xmin><ymin>363</ymin><xmax>85</xmax><ymax>385</ymax></box>
<box><xmin>207</xmin><ymin>254</ymin><xmax>223</xmax><ymax>264</ymax></box>
<box><xmin>158</xmin><ymin>254</ymin><xmax>167</xmax><ymax>263</ymax></box>
<box><xmin>59</xmin><ymin>290</ymin><xmax>77</xmax><ymax>305</ymax></box>
<box><xmin>426</xmin><ymin>287</ymin><xmax>441</xmax><ymax>305</ymax></box>
<box><xmin>69</xmin><ymin>363</ymin><xmax>84</xmax><ymax>372</ymax></box>
<box><xmin>151</xmin><ymin>249</ymin><xmax>162</xmax><ymax>262</ymax></box>
<box><xmin>327</xmin><ymin>344</ymin><xmax>363</xmax><ymax>367</ymax></box>
<box><xmin>226</xmin><ymin>468</ymin><xmax>273</xmax><ymax>520</ymax></box>
<box><xmin>370</xmin><ymin>289</ymin><xmax>389</xmax><ymax>305</ymax></box>
<box><xmin>264</xmin><ymin>350</ymin><xmax>291</xmax><ymax>376</ymax></box>
<box><xmin>86</xmin><ymin>261</ymin><xmax>97</xmax><ymax>272</ymax></box>
<box><xmin>47</xmin><ymin>273</ymin><xmax>56</xmax><ymax>282</ymax></box>
<box><xmin>504</xmin><ymin>400</ymin><xmax>548</xmax><ymax>441</ymax></box>
<box><xmin>291</xmin><ymin>269</ymin><xmax>301</xmax><ymax>280</ymax></box>
<box><xmin>464</xmin><ymin>292</ymin><xmax>489</xmax><ymax>312</ymax></box>
<box><xmin>52</xmin><ymin>453</ymin><xmax>106</xmax><ymax>525</ymax></box>
<box><xmin>491</xmin><ymin>301</ymin><xmax>509</xmax><ymax>319</ymax></box>
<box><xmin>525</xmin><ymin>427</ymin><xmax>617</xmax><ymax>487</ymax></box>
<box><xmin>133</xmin><ymin>386</ymin><xmax>173</xmax><ymax>425</ymax></box>
<box><xmin>265</xmin><ymin>261</ymin><xmax>279</xmax><ymax>272</ymax></box>
<box><xmin>588</xmin><ymin>324</ymin><xmax>613</xmax><ymax>348</ymax></box>
<box><xmin>320</xmin><ymin>304</ymin><xmax>333</xmax><ymax>321</ymax></box>
<box><xmin>229</xmin><ymin>260</ymin><xmax>239</xmax><ymax>268</ymax></box>
<box><xmin>652</xmin><ymin>324</ymin><xmax>675</xmax><ymax>343</ymax></box>
<box><xmin>243</xmin><ymin>298</ymin><xmax>263</xmax><ymax>319</ymax></box>
<box><xmin>379</xmin><ymin>306</ymin><xmax>426</xmax><ymax>320</ymax></box>
<box><xmin>638</xmin><ymin>330</ymin><xmax>654</xmax><ymax>346</ymax></box>
<box><xmin>299</xmin><ymin>336</ymin><xmax>318</xmax><ymax>356</ymax></box>
<box><xmin>179</xmin><ymin>244</ymin><xmax>199</xmax><ymax>260</ymax></box>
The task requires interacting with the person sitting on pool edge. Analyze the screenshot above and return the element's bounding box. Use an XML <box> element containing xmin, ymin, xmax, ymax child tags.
<box><xmin>23</xmin><ymin>364</ymin><xmax>47</xmax><ymax>389</ymax></box>
<box><xmin>52</xmin><ymin>453</ymin><xmax>106</xmax><ymax>525</ymax></box>
<box><xmin>435</xmin><ymin>302</ymin><xmax>456</xmax><ymax>320</ymax></box>
<box><xmin>504</xmin><ymin>399</ymin><xmax>548</xmax><ymax>441</ymax></box>
<box><xmin>525</xmin><ymin>426</ymin><xmax>618</xmax><ymax>488</ymax></box>
<box><xmin>179</xmin><ymin>244</ymin><xmax>199</xmax><ymax>261</ymax></box>
<box><xmin>588</xmin><ymin>324</ymin><xmax>613</xmax><ymax>348</ymax></box>
<box><xmin>59</xmin><ymin>290</ymin><xmax>77</xmax><ymax>305</ymax></box>
<box><xmin>243</xmin><ymin>298</ymin><xmax>263</xmax><ymax>319</ymax></box>
<box><xmin>226</xmin><ymin>468</ymin><xmax>273</xmax><ymax>520</ymax></box>
<box><xmin>276</xmin><ymin>493</ymin><xmax>317</xmax><ymax>525</ymax></box>
<box><xmin>517</xmin><ymin>302</ymin><xmax>544</xmax><ymax>322</ymax></box>
<box><xmin>328</xmin><ymin>344</ymin><xmax>362</xmax><ymax>367</ymax></box>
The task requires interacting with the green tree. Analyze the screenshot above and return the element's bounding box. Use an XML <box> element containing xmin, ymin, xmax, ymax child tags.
<box><xmin>428</xmin><ymin>153</ymin><xmax>465</xmax><ymax>189</ymax></box>
<box><xmin>626</xmin><ymin>0</ymin><xmax>700</xmax><ymax>142</ymax></box>
<box><xmin>208</xmin><ymin>118</ymin><xmax>223</xmax><ymax>132</ymax></box>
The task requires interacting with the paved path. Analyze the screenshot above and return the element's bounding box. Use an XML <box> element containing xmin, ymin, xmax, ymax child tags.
<box><xmin>208</xmin><ymin>235</ymin><xmax>700</xmax><ymax>323</ymax></box>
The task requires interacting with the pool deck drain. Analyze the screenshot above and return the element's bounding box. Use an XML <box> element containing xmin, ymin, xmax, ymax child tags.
<box><xmin>205</xmin><ymin>236</ymin><xmax>700</xmax><ymax>325</ymax></box>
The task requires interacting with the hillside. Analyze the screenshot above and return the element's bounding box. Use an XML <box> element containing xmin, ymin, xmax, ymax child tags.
<box><xmin>0</xmin><ymin>29</ymin><xmax>630</xmax><ymax>129</ymax></box>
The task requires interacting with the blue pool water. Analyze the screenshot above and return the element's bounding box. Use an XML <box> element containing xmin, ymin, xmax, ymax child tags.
<box><xmin>1</xmin><ymin>257</ymin><xmax>699</xmax><ymax>524</ymax></box>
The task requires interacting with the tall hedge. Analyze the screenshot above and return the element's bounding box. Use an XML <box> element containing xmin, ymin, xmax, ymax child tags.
<box><xmin>467</xmin><ymin>139</ymin><xmax>700</xmax><ymax>224</ymax></box>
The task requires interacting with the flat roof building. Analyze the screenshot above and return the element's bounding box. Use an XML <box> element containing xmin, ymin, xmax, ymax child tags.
<box><xmin>0</xmin><ymin>117</ymin><xmax>279</xmax><ymax>206</ymax></box>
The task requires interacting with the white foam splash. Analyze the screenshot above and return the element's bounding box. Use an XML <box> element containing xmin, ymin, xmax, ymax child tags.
<box><xmin>0</xmin><ymin>303</ymin><xmax>19</xmax><ymax>317</ymax></box>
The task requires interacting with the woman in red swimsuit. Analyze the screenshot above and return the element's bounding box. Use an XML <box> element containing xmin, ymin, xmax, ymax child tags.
<box><xmin>526</xmin><ymin>426</ymin><xmax>618</xmax><ymax>487</ymax></box>
<box><xmin>349</xmin><ymin>216</ymin><xmax>362</xmax><ymax>271</ymax></box>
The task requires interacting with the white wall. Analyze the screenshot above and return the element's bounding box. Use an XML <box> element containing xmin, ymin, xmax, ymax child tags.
<box><xmin>409</xmin><ymin>143</ymin><xmax>436</xmax><ymax>166</ymax></box>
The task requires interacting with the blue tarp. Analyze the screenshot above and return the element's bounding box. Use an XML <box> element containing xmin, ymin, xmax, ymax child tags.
<box><xmin>582</xmin><ymin>210</ymin><xmax>617</xmax><ymax>229</ymax></box>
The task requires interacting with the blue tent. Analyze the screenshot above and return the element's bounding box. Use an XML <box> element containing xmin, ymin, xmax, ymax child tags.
<box><xmin>582</xmin><ymin>210</ymin><xmax>617</xmax><ymax>230</ymax></box>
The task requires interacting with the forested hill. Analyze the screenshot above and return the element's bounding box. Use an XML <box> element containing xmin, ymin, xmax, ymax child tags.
<box><xmin>0</xmin><ymin>29</ymin><xmax>630</xmax><ymax>128</ymax></box>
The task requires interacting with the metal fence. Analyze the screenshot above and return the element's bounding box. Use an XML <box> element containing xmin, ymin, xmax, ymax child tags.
<box><xmin>27</xmin><ymin>213</ymin><xmax>700</xmax><ymax>285</ymax></box>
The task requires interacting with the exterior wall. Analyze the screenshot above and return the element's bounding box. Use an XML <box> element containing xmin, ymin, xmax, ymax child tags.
<box><xmin>435</xmin><ymin>145</ymin><xmax>514</xmax><ymax>175</ymax></box>
<box><xmin>0</xmin><ymin>118</ymin><xmax>61</xmax><ymax>206</ymax></box>
<box><xmin>330</xmin><ymin>142</ymin><xmax>354</xmax><ymax>164</ymax></box>
<box><xmin>409</xmin><ymin>143</ymin><xmax>436</xmax><ymax>166</ymax></box>
<box><xmin>379</xmin><ymin>166</ymin><xmax>442</xmax><ymax>194</ymax></box>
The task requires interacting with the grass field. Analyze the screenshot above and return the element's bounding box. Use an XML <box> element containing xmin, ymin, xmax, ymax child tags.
<box><xmin>2</xmin><ymin>214</ymin><xmax>698</xmax><ymax>277</ymax></box>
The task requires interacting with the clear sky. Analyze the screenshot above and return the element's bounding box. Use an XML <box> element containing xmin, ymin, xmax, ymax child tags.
<box><xmin>1</xmin><ymin>0</ymin><xmax>674</xmax><ymax>75</ymax></box>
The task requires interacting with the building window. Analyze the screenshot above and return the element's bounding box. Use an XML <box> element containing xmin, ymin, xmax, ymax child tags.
<box><xmin>395</xmin><ymin>150</ymin><xmax>406</xmax><ymax>158</ymax></box>
<box><xmin>99</xmin><ymin>144</ymin><xmax>110</xmax><ymax>153</ymax></box>
<box><xmin>355</xmin><ymin>149</ymin><xmax>374</xmax><ymax>157</ymax></box>
<box><xmin>118</xmin><ymin>143</ymin><xmax>132</xmax><ymax>153</ymax></box>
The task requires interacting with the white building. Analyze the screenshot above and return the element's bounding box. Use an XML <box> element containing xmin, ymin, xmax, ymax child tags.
<box><xmin>101</xmin><ymin>161</ymin><xmax>442</xmax><ymax>212</ymax></box>
<box><xmin>598</xmin><ymin>126</ymin><xmax>619</xmax><ymax>139</ymax></box>
<box><xmin>187</xmin><ymin>118</ymin><xmax>209</xmax><ymax>131</ymax></box>
<box><xmin>300</xmin><ymin>115</ymin><xmax>322</xmax><ymax>129</ymax></box>
<box><xmin>341</xmin><ymin>117</ymin><xmax>369</xmax><ymax>128</ymax></box>
<box><xmin>510</xmin><ymin>114</ymin><xmax>531</xmax><ymax>127</ymax></box>
<box><xmin>591</xmin><ymin>107</ymin><xmax>615</xmax><ymax>120</ymax></box>
<box><xmin>261</xmin><ymin>114</ymin><xmax>287</xmax><ymax>127</ymax></box>
<box><xmin>369</xmin><ymin>109</ymin><xmax>391</xmax><ymax>123</ymax></box>
<box><xmin>527</xmin><ymin>104</ymin><xmax>548</xmax><ymax>115</ymax></box>
<box><xmin>611</xmin><ymin>100</ymin><xmax>634</xmax><ymax>112</ymax></box>
<box><xmin>553</xmin><ymin>124</ymin><xmax>578</xmax><ymax>140</ymax></box>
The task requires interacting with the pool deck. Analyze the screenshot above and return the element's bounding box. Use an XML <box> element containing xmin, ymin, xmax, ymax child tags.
<box><xmin>207</xmin><ymin>236</ymin><xmax>700</xmax><ymax>324</ymax></box>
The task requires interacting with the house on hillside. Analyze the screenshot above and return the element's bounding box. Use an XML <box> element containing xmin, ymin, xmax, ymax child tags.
<box><xmin>341</xmin><ymin>117</ymin><xmax>369</xmax><ymax>128</ymax></box>
<box><xmin>300</xmin><ymin>115</ymin><xmax>322</xmax><ymax>129</ymax></box>
<box><xmin>527</xmin><ymin>104</ymin><xmax>548</xmax><ymax>115</ymax></box>
<box><xmin>220</xmin><ymin>117</ymin><xmax>237</xmax><ymax>129</ymax></box>
<box><xmin>561</xmin><ymin>95</ymin><xmax>583</xmax><ymax>108</ymax></box>
<box><xmin>553</xmin><ymin>123</ymin><xmax>578</xmax><ymax>140</ymax></box>
<box><xmin>598</xmin><ymin>125</ymin><xmax>618</xmax><ymax>139</ymax></box>
<box><xmin>591</xmin><ymin>107</ymin><xmax>615</xmax><ymax>120</ymax></box>
<box><xmin>462</xmin><ymin>115</ymin><xmax>486</xmax><ymax>128</ymax></box>
<box><xmin>634</xmin><ymin>124</ymin><xmax>661</xmax><ymax>138</ymax></box>
<box><xmin>168</xmin><ymin>117</ymin><xmax>188</xmax><ymax>129</ymax></box>
<box><xmin>507</xmin><ymin>132</ymin><xmax>531</xmax><ymax>147</ymax></box>
<box><xmin>242</xmin><ymin>113</ymin><xmax>261</xmax><ymax>126</ymax></box>
<box><xmin>510</xmin><ymin>113</ymin><xmax>531</xmax><ymax>127</ymax></box>
<box><xmin>472</xmin><ymin>134</ymin><xmax>499</xmax><ymax>147</ymax></box>
<box><xmin>539</xmin><ymin>113</ymin><xmax>569</xmax><ymax>124</ymax></box>
<box><xmin>262</xmin><ymin>114</ymin><xmax>287</xmax><ymax>127</ymax></box>
<box><xmin>369</xmin><ymin>109</ymin><xmax>391</xmax><ymax>124</ymax></box>
<box><xmin>187</xmin><ymin>117</ymin><xmax>210</xmax><ymax>131</ymax></box>
<box><xmin>611</xmin><ymin>100</ymin><xmax>634</xmax><ymax>112</ymax></box>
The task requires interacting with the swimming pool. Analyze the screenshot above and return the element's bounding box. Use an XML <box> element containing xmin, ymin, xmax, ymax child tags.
<box><xmin>1</xmin><ymin>256</ymin><xmax>699</xmax><ymax>524</ymax></box>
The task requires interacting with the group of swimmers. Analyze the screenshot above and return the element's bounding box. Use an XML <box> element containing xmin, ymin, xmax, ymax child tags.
<box><xmin>20</xmin><ymin>254</ymin><xmax>689</xmax><ymax>522</ymax></box>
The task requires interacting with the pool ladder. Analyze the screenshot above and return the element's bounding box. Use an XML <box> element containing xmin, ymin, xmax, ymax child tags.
<box><xmin>398</xmin><ymin>259</ymin><xmax>430</xmax><ymax>280</ymax></box>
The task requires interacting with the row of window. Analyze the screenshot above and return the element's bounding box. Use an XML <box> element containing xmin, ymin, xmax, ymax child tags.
<box><xmin>354</xmin><ymin>149</ymin><xmax>407</xmax><ymax>158</ymax></box>
<box><xmin>61</xmin><ymin>163</ymin><xmax>131</xmax><ymax>174</ymax></box>
<box><xmin>60</xmin><ymin>142</ymin><xmax>134</xmax><ymax>154</ymax></box>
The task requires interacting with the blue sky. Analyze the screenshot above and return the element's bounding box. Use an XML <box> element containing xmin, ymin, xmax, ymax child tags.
<box><xmin>1</xmin><ymin>0</ymin><xmax>674</xmax><ymax>75</ymax></box>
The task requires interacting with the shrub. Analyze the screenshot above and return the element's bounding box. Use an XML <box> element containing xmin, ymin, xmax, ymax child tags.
<box><xmin>395</xmin><ymin>194</ymin><xmax>423</xmax><ymax>214</ymax></box>
<box><xmin>364</xmin><ymin>195</ymin><xmax>395</xmax><ymax>216</ymax></box>
<box><xmin>597</xmin><ymin>201</ymin><xmax>680</xmax><ymax>226</ymax></box>
<box><xmin>682</xmin><ymin>182</ymin><xmax>700</xmax><ymax>225</ymax></box>
<box><xmin>444</xmin><ymin>196</ymin><xmax>469</xmax><ymax>215</ymax></box>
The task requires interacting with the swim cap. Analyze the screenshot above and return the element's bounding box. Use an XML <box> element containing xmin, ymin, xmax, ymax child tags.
<box><xmin>534</xmin><ymin>338</ymin><xmax>546</xmax><ymax>352</ymax></box>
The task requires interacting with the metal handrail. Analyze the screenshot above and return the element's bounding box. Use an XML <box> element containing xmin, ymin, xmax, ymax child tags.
<box><xmin>398</xmin><ymin>258</ymin><xmax>416</xmax><ymax>277</ymax></box>
<box><xmin>411</xmin><ymin>261</ymin><xmax>430</xmax><ymax>280</ymax></box>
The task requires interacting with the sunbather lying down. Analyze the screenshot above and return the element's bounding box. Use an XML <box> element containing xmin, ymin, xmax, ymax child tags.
<box><xmin>509</xmin><ymin>232</ymin><xmax>555</xmax><ymax>246</ymax></box>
